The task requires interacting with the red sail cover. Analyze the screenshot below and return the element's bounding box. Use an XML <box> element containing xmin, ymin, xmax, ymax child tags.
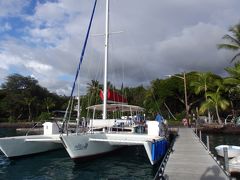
<box><xmin>100</xmin><ymin>89</ymin><xmax>128</xmax><ymax>104</ymax></box>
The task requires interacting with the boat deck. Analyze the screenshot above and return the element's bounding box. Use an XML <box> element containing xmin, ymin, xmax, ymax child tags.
<box><xmin>163</xmin><ymin>128</ymin><xmax>229</xmax><ymax>180</ymax></box>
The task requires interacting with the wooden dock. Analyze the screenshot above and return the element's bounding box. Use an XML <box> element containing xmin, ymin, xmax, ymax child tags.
<box><xmin>162</xmin><ymin>128</ymin><xmax>229</xmax><ymax>180</ymax></box>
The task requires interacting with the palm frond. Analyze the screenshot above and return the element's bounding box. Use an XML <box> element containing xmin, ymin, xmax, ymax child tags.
<box><xmin>219</xmin><ymin>100</ymin><xmax>230</xmax><ymax>110</ymax></box>
<box><xmin>230</xmin><ymin>52</ymin><xmax>240</xmax><ymax>63</ymax></box>
<box><xmin>217</xmin><ymin>43</ymin><xmax>239</xmax><ymax>50</ymax></box>
<box><xmin>222</xmin><ymin>34</ymin><xmax>240</xmax><ymax>46</ymax></box>
<box><xmin>229</xmin><ymin>24</ymin><xmax>240</xmax><ymax>40</ymax></box>
<box><xmin>223</xmin><ymin>77</ymin><xmax>240</xmax><ymax>85</ymax></box>
<box><xmin>199</xmin><ymin>100</ymin><xmax>213</xmax><ymax>114</ymax></box>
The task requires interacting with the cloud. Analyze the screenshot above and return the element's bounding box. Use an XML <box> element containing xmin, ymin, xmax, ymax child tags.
<box><xmin>25</xmin><ymin>61</ymin><xmax>53</xmax><ymax>73</ymax></box>
<box><xmin>0</xmin><ymin>0</ymin><xmax>28</xmax><ymax>17</ymax></box>
<box><xmin>153</xmin><ymin>23</ymin><xmax>229</xmax><ymax>72</ymax></box>
<box><xmin>0</xmin><ymin>52</ymin><xmax>22</xmax><ymax>70</ymax></box>
<box><xmin>0</xmin><ymin>0</ymin><xmax>240</xmax><ymax>95</ymax></box>
<box><xmin>0</xmin><ymin>22</ymin><xmax>12</xmax><ymax>32</ymax></box>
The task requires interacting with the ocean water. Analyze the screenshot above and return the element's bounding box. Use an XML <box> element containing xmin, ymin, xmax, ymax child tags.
<box><xmin>2</xmin><ymin>128</ymin><xmax>239</xmax><ymax>179</ymax></box>
<box><xmin>0</xmin><ymin>128</ymin><xmax>157</xmax><ymax>180</ymax></box>
<box><xmin>201</xmin><ymin>132</ymin><xmax>240</xmax><ymax>156</ymax></box>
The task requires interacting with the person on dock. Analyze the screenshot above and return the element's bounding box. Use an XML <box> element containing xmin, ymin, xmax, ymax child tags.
<box><xmin>155</xmin><ymin>112</ymin><xmax>164</xmax><ymax>124</ymax></box>
<box><xmin>155</xmin><ymin>112</ymin><xmax>166</xmax><ymax>136</ymax></box>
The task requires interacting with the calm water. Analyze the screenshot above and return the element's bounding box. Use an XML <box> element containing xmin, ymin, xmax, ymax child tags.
<box><xmin>201</xmin><ymin>132</ymin><xmax>240</xmax><ymax>157</ymax></box>
<box><xmin>2</xmin><ymin>129</ymin><xmax>239</xmax><ymax>180</ymax></box>
<box><xmin>201</xmin><ymin>132</ymin><xmax>240</xmax><ymax>179</ymax></box>
<box><xmin>0</xmin><ymin>128</ymin><xmax>157</xmax><ymax>180</ymax></box>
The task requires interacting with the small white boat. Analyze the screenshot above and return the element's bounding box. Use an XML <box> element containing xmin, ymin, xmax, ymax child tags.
<box><xmin>228</xmin><ymin>156</ymin><xmax>240</xmax><ymax>173</ymax></box>
<box><xmin>215</xmin><ymin>145</ymin><xmax>240</xmax><ymax>158</ymax></box>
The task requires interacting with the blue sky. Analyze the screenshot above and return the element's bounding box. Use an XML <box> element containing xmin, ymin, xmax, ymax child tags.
<box><xmin>0</xmin><ymin>0</ymin><xmax>240</xmax><ymax>95</ymax></box>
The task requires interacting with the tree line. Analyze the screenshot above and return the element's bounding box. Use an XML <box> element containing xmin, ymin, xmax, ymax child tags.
<box><xmin>0</xmin><ymin>74</ymin><xmax>68</xmax><ymax>122</ymax></box>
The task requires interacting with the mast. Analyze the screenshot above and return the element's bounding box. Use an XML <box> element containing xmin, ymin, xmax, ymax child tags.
<box><xmin>103</xmin><ymin>0</ymin><xmax>109</xmax><ymax>120</ymax></box>
<box><xmin>76</xmin><ymin>78</ymin><xmax>80</xmax><ymax>133</ymax></box>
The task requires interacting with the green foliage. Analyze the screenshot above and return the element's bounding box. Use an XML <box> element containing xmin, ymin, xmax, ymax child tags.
<box><xmin>167</xmin><ymin>119</ymin><xmax>182</xmax><ymax>126</ymax></box>
<box><xmin>0</xmin><ymin>74</ymin><xmax>68</xmax><ymax>122</ymax></box>
<box><xmin>199</xmin><ymin>86</ymin><xmax>230</xmax><ymax>124</ymax></box>
<box><xmin>1</xmin><ymin>62</ymin><xmax>240</xmax><ymax>123</ymax></box>
<box><xmin>44</xmin><ymin>97</ymin><xmax>55</xmax><ymax>113</ymax></box>
<box><xmin>218</xmin><ymin>23</ymin><xmax>240</xmax><ymax>63</ymax></box>
<box><xmin>174</xmin><ymin>112</ymin><xmax>186</xmax><ymax>121</ymax></box>
<box><xmin>37</xmin><ymin>112</ymin><xmax>52</xmax><ymax>122</ymax></box>
<box><xmin>8</xmin><ymin>116</ymin><xmax>16</xmax><ymax>123</ymax></box>
<box><xmin>124</xmin><ymin>85</ymin><xmax>146</xmax><ymax>106</ymax></box>
<box><xmin>190</xmin><ymin>72</ymin><xmax>221</xmax><ymax>95</ymax></box>
<box><xmin>86</xmin><ymin>80</ymin><xmax>102</xmax><ymax>106</ymax></box>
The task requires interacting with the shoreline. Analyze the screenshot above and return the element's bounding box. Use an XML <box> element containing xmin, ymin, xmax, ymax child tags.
<box><xmin>1</xmin><ymin>122</ymin><xmax>240</xmax><ymax>134</ymax></box>
<box><xmin>196</xmin><ymin>124</ymin><xmax>240</xmax><ymax>134</ymax></box>
<box><xmin>0</xmin><ymin>122</ymin><xmax>42</xmax><ymax>128</ymax></box>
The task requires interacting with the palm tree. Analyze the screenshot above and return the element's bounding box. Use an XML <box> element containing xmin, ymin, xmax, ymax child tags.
<box><xmin>44</xmin><ymin>97</ymin><xmax>55</xmax><ymax>113</ymax></box>
<box><xmin>224</xmin><ymin>62</ymin><xmax>240</xmax><ymax>82</ymax></box>
<box><xmin>218</xmin><ymin>23</ymin><xmax>240</xmax><ymax>63</ymax></box>
<box><xmin>87</xmin><ymin>80</ymin><xmax>101</xmax><ymax>105</ymax></box>
<box><xmin>23</xmin><ymin>97</ymin><xmax>36</xmax><ymax>121</ymax></box>
<box><xmin>190</xmin><ymin>72</ymin><xmax>218</xmax><ymax>95</ymax></box>
<box><xmin>190</xmin><ymin>72</ymin><xmax>220</xmax><ymax>123</ymax></box>
<box><xmin>199</xmin><ymin>86</ymin><xmax>230</xmax><ymax>124</ymax></box>
<box><xmin>224</xmin><ymin>62</ymin><xmax>240</xmax><ymax>114</ymax></box>
<box><xmin>87</xmin><ymin>80</ymin><xmax>100</xmax><ymax>94</ymax></box>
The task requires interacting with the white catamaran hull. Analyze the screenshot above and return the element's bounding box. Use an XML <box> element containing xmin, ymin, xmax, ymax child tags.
<box><xmin>0</xmin><ymin>134</ymin><xmax>62</xmax><ymax>158</ymax></box>
<box><xmin>60</xmin><ymin>132</ymin><xmax>164</xmax><ymax>165</ymax></box>
<box><xmin>60</xmin><ymin>133</ymin><xmax>119</xmax><ymax>160</ymax></box>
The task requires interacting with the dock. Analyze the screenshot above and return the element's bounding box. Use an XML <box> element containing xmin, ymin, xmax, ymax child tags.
<box><xmin>159</xmin><ymin>128</ymin><xmax>229</xmax><ymax>180</ymax></box>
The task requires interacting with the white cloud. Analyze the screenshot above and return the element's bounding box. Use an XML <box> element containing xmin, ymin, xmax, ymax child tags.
<box><xmin>0</xmin><ymin>0</ymin><xmax>28</xmax><ymax>17</ymax></box>
<box><xmin>0</xmin><ymin>0</ymin><xmax>240</xmax><ymax>95</ymax></box>
<box><xmin>29</xmin><ymin>2</ymin><xmax>67</xmax><ymax>27</ymax></box>
<box><xmin>25</xmin><ymin>61</ymin><xmax>53</xmax><ymax>73</ymax></box>
<box><xmin>0</xmin><ymin>52</ymin><xmax>22</xmax><ymax>70</ymax></box>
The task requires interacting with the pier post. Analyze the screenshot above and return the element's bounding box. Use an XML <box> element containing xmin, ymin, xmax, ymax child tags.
<box><xmin>206</xmin><ymin>136</ymin><xmax>209</xmax><ymax>152</ymax></box>
<box><xmin>199</xmin><ymin>130</ymin><xmax>202</xmax><ymax>141</ymax></box>
<box><xmin>223</xmin><ymin>147</ymin><xmax>229</xmax><ymax>172</ymax></box>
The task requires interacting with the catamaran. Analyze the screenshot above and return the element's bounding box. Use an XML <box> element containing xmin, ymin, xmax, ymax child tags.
<box><xmin>0</xmin><ymin>122</ymin><xmax>63</xmax><ymax>158</ymax></box>
<box><xmin>60</xmin><ymin>0</ymin><xmax>168</xmax><ymax>165</ymax></box>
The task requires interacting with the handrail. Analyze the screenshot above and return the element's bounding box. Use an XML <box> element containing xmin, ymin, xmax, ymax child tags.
<box><xmin>154</xmin><ymin>135</ymin><xmax>176</xmax><ymax>179</ymax></box>
<box><xmin>194</xmin><ymin>128</ymin><xmax>230</xmax><ymax>177</ymax></box>
<box><xmin>26</xmin><ymin>122</ymin><xmax>40</xmax><ymax>136</ymax></box>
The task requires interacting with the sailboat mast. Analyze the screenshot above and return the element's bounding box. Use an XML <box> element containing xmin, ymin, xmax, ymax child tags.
<box><xmin>77</xmin><ymin>78</ymin><xmax>80</xmax><ymax>130</ymax></box>
<box><xmin>103</xmin><ymin>0</ymin><xmax>109</xmax><ymax>120</ymax></box>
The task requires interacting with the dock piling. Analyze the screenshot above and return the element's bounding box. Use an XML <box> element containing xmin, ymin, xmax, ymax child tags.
<box><xmin>223</xmin><ymin>147</ymin><xmax>229</xmax><ymax>172</ymax></box>
<box><xmin>199</xmin><ymin>130</ymin><xmax>202</xmax><ymax>141</ymax></box>
<box><xmin>206</xmin><ymin>135</ymin><xmax>210</xmax><ymax>152</ymax></box>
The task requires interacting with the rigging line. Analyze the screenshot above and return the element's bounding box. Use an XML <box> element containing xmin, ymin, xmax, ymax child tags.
<box><xmin>66</xmin><ymin>97</ymin><xmax>75</xmax><ymax>135</ymax></box>
<box><xmin>70</xmin><ymin>0</ymin><xmax>98</xmax><ymax>98</ymax></box>
<box><xmin>63</xmin><ymin>0</ymin><xmax>98</xmax><ymax>125</ymax></box>
<box><xmin>164</xmin><ymin>102</ymin><xmax>177</xmax><ymax>120</ymax></box>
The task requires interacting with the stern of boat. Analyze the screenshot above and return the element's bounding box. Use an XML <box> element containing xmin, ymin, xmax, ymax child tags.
<box><xmin>144</xmin><ymin>138</ymin><xmax>168</xmax><ymax>165</ymax></box>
